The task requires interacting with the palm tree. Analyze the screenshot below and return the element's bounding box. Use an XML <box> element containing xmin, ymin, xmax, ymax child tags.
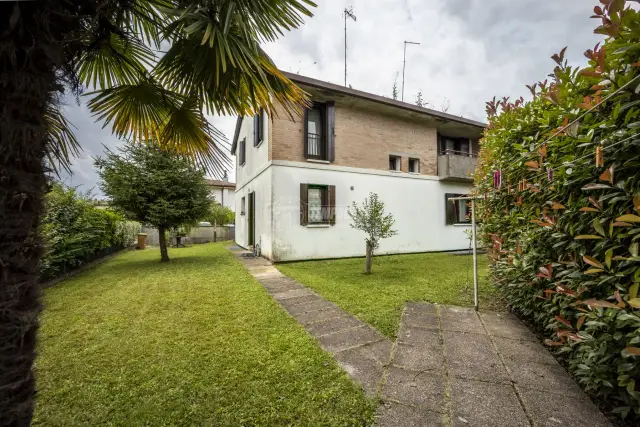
<box><xmin>0</xmin><ymin>0</ymin><xmax>315</xmax><ymax>424</ymax></box>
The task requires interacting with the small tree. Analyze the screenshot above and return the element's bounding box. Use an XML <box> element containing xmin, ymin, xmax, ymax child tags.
<box><xmin>415</xmin><ymin>90</ymin><xmax>425</xmax><ymax>107</ymax></box>
<box><xmin>95</xmin><ymin>145</ymin><xmax>211</xmax><ymax>262</ymax></box>
<box><xmin>206</xmin><ymin>202</ymin><xmax>235</xmax><ymax>226</ymax></box>
<box><xmin>391</xmin><ymin>75</ymin><xmax>399</xmax><ymax>100</ymax></box>
<box><xmin>348</xmin><ymin>193</ymin><xmax>397</xmax><ymax>274</ymax></box>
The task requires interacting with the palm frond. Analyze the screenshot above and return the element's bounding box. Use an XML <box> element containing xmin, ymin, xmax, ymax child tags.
<box><xmin>77</xmin><ymin>31</ymin><xmax>155</xmax><ymax>89</ymax></box>
<box><xmin>121</xmin><ymin>0</ymin><xmax>173</xmax><ymax>49</ymax></box>
<box><xmin>45</xmin><ymin>104</ymin><xmax>81</xmax><ymax>175</ymax></box>
<box><xmin>87</xmin><ymin>81</ymin><xmax>231</xmax><ymax>176</ymax></box>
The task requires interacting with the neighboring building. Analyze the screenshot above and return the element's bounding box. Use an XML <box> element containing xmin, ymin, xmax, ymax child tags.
<box><xmin>231</xmin><ymin>72</ymin><xmax>484</xmax><ymax>262</ymax></box>
<box><xmin>206</xmin><ymin>179</ymin><xmax>236</xmax><ymax>212</ymax></box>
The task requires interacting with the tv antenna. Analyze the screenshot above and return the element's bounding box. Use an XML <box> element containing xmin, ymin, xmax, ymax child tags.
<box><xmin>402</xmin><ymin>40</ymin><xmax>420</xmax><ymax>101</ymax></box>
<box><xmin>343</xmin><ymin>7</ymin><xmax>357</xmax><ymax>87</ymax></box>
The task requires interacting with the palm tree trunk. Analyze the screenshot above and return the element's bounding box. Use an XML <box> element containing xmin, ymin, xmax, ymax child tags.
<box><xmin>365</xmin><ymin>242</ymin><xmax>373</xmax><ymax>274</ymax></box>
<box><xmin>1</xmin><ymin>5</ymin><xmax>54</xmax><ymax>424</ymax></box>
<box><xmin>158</xmin><ymin>226</ymin><xmax>170</xmax><ymax>262</ymax></box>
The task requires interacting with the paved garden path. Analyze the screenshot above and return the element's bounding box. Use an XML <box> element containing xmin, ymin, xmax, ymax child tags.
<box><xmin>230</xmin><ymin>247</ymin><xmax>612</xmax><ymax>427</ymax></box>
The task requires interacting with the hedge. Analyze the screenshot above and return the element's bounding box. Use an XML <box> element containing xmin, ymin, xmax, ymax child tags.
<box><xmin>40</xmin><ymin>183</ymin><xmax>141</xmax><ymax>280</ymax></box>
<box><xmin>475</xmin><ymin>2</ymin><xmax>640</xmax><ymax>420</ymax></box>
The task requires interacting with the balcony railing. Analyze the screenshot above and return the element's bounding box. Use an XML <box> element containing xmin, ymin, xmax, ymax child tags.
<box><xmin>438</xmin><ymin>150</ymin><xmax>477</xmax><ymax>182</ymax></box>
<box><xmin>307</xmin><ymin>132</ymin><xmax>326</xmax><ymax>160</ymax></box>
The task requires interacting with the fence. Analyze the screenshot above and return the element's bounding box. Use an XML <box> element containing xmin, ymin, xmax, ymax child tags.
<box><xmin>141</xmin><ymin>225</ymin><xmax>235</xmax><ymax>246</ymax></box>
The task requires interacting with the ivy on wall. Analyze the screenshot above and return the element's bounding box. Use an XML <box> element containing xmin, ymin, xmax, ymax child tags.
<box><xmin>475</xmin><ymin>1</ymin><xmax>640</xmax><ymax>420</ymax></box>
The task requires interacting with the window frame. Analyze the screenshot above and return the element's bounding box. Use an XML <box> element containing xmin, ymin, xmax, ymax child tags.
<box><xmin>240</xmin><ymin>196</ymin><xmax>246</xmax><ymax>216</ymax></box>
<box><xmin>305</xmin><ymin>103</ymin><xmax>327</xmax><ymax>161</ymax></box>
<box><xmin>408</xmin><ymin>158</ymin><xmax>420</xmax><ymax>173</ymax></box>
<box><xmin>444</xmin><ymin>193</ymin><xmax>472</xmax><ymax>225</ymax></box>
<box><xmin>307</xmin><ymin>184</ymin><xmax>329</xmax><ymax>225</ymax></box>
<box><xmin>239</xmin><ymin>138</ymin><xmax>246</xmax><ymax>166</ymax></box>
<box><xmin>439</xmin><ymin>134</ymin><xmax>475</xmax><ymax>157</ymax></box>
<box><xmin>254</xmin><ymin>109</ymin><xmax>264</xmax><ymax>147</ymax></box>
<box><xmin>389</xmin><ymin>155</ymin><xmax>401</xmax><ymax>171</ymax></box>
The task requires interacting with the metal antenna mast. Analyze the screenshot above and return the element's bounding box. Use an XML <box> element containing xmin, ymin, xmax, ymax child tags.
<box><xmin>402</xmin><ymin>40</ymin><xmax>420</xmax><ymax>101</ymax></box>
<box><xmin>343</xmin><ymin>7</ymin><xmax>356</xmax><ymax>87</ymax></box>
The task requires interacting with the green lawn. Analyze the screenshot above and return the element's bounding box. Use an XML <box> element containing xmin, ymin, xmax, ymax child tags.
<box><xmin>34</xmin><ymin>243</ymin><xmax>374</xmax><ymax>426</ymax></box>
<box><xmin>277</xmin><ymin>252</ymin><xmax>503</xmax><ymax>338</ymax></box>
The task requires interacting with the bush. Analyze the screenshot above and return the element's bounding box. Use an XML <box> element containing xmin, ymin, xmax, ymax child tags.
<box><xmin>475</xmin><ymin>3</ymin><xmax>640</xmax><ymax>420</ymax></box>
<box><xmin>40</xmin><ymin>183</ymin><xmax>140</xmax><ymax>280</ymax></box>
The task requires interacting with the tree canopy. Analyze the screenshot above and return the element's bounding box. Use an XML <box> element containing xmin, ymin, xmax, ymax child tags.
<box><xmin>96</xmin><ymin>145</ymin><xmax>211</xmax><ymax>262</ymax></box>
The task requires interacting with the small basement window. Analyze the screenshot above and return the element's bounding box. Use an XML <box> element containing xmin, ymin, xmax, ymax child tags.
<box><xmin>389</xmin><ymin>155</ymin><xmax>401</xmax><ymax>171</ymax></box>
<box><xmin>409</xmin><ymin>158</ymin><xmax>420</xmax><ymax>173</ymax></box>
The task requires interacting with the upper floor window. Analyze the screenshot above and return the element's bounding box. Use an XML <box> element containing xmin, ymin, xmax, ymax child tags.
<box><xmin>389</xmin><ymin>155</ymin><xmax>401</xmax><ymax>171</ymax></box>
<box><xmin>409</xmin><ymin>158</ymin><xmax>420</xmax><ymax>173</ymax></box>
<box><xmin>304</xmin><ymin>102</ymin><xmax>335</xmax><ymax>162</ymax></box>
<box><xmin>254</xmin><ymin>109</ymin><xmax>264</xmax><ymax>147</ymax></box>
<box><xmin>439</xmin><ymin>134</ymin><xmax>474</xmax><ymax>157</ymax></box>
<box><xmin>239</xmin><ymin>138</ymin><xmax>246</xmax><ymax>166</ymax></box>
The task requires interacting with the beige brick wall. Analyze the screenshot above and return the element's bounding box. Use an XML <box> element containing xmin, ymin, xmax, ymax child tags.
<box><xmin>270</xmin><ymin>101</ymin><xmax>438</xmax><ymax>175</ymax></box>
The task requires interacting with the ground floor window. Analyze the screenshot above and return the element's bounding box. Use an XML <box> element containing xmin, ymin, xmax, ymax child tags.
<box><xmin>300</xmin><ymin>183</ymin><xmax>336</xmax><ymax>225</ymax></box>
<box><xmin>445</xmin><ymin>193</ymin><xmax>471</xmax><ymax>225</ymax></box>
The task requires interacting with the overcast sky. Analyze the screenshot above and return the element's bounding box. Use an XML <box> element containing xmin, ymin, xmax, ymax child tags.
<box><xmin>60</xmin><ymin>0</ymin><xmax>603</xmax><ymax>194</ymax></box>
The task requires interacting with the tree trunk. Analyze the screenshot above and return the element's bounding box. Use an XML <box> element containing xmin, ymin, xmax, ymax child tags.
<box><xmin>365</xmin><ymin>242</ymin><xmax>373</xmax><ymax>274</ymax></box>
<box><xmin>158</xmin><ymin>226</ymin><xmax>170</xmax><ymax>262</ymax></box>
<box><xmin>0</xmin><ymin>3</ymin><xmax>62</xmax><ymax>424</ymax></box>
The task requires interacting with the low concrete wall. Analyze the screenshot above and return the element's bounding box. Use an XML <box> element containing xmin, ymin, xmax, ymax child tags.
<box><xmin>141</xmin><ymin>226</ymin><xmax>234</xmax><ymax>246</ymax></box>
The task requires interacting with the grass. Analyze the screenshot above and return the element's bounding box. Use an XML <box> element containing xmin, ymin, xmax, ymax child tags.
<box><xmin>34</xmin><ymin>243</ymin><xmax>375</xmax><ymax>426</ymax></box>
<box><xmin>277</xmin><ymin>252</ymin><xmax>503</xmax><ymax>338</ymax></box>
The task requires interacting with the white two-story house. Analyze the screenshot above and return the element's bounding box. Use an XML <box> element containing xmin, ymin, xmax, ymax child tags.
<box><xmin>231</xmin><ymin>73</ymin><xmax>484</xmax><ymax>262</ymax></box>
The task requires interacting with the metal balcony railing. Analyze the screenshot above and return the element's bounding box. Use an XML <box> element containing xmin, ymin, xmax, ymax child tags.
<box><xmin>307</xmin><ymin>133</ymin><xmax>325</xmax><ymax>160</ymax></box>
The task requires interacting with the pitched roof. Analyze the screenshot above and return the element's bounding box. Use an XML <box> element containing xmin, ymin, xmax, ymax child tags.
<box><xmin>206</xmin><ymin>179</ymin><xmax>236</xmax><ymax>189</ymax></box>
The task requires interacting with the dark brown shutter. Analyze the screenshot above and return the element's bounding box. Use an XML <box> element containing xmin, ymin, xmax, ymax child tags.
<box><xmin>253</xmin><ymin>114</ymin><xmax>259</xmax><ymax>146</ymax></box>
<box><xmin>326</xmin><ymin>102</ymin><xmax>335</xmax><ymax>162</ymax></box>
<box><xmin>445</xmin><ymin>193</ymin><xmax>455</xmax><ymax>225</ymax></box>
<box><xmin>329</xmin><ymin>185</ymin><xmax>336</xmax><ymax>225</ymax></box>
<box><xmin>303</xmin><ymin>108</ymin><xmax>309</xmax><ymax>158</ymax></box>
<box><xmin>258</xmin><ymin>109</ymin><xmax>264</xmax><ymax>142</ymax></box>
<box><xmin>300</xmin><ymin>183</ymin><xmax>308</xmax><ymax>226</ymax></box>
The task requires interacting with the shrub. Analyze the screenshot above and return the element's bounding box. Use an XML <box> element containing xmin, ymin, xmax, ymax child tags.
<box><xmin>475</xmin><ymin>2</ymin><xmax>640</xmax><ymax>420</ymax></box>
<box><xmin>40</xmin><ymin>184</ymin><xmax>139</xmax><ymax>280</ymax></box>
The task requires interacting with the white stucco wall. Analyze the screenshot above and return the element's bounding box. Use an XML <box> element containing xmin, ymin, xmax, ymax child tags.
<box><xmin>210</xmin><ymin>187</ymin><xmax>235</xmax><ymax>212</ymax></box>
<box><xmin>235</xmin><ymin>113</ymin><xmax>269</xmax><ymax>188</ymax></box>
<box><xmin>235</xmin><ymin>168</ymin><xmax>273</xmax><ymax>259</ymax></box>
<box><xmin>268</xmin><ymin>161</ymin><xmax>473</xmax><ymax>261</ymax></box>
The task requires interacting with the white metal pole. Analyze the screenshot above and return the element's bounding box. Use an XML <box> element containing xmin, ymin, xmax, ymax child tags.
<box><xmin>471</xmin><ymin>199</ymin><xmax>478</xmax><ymax>311</ymax></box>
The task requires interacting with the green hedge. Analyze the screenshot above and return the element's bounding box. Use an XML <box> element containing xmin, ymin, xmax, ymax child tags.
<box><xmin>40</xmin><ymin>184</ymin><xmax>141</xmax><ymax>280</ymax></box>
<box><xmin>475</xmin><ymin>2</ymin><xmax>640</xmax><ymax>420</ymax></box>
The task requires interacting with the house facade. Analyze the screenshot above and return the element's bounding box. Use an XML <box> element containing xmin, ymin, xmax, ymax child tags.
<box><xmin>206</xmin><ymin>179</ymin><xmax>236</xmax><ymax>212</ymax></box>
<box><xmin>231</xmin><ymin>73</ymin><xmax>484</xmax><ymax>262</ymax></box>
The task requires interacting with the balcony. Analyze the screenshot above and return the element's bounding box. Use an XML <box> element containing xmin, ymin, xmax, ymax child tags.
<box><xmin>438</xmin><ymin>150</ymin><xmax>477</xmax><ymax>182</ymax></box>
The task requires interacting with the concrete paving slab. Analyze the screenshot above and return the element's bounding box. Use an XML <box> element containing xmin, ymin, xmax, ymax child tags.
<box><xmin>381</xmin><ymin>366</ymin><xmax>446</xmax><ymax>413</ymax></box>
<box><xmin>358</xmin><ymin>340</ymin><xmax>394</xmax><ymax>366</ymax></box>
<box><xmin>334</xmin><ymin>347</ymin><xmax>385</xmax><ymax>397</ymax></box>
<box><xmin>518</xmin><ymin>388</ymin><xmax>612</xmax><ymax>427</ymax></box>
<box><xmin>506</xmin><ymin>360</ymin><xmax>584</xmax><ymax>396</ymax></box>
<box><xmin>402</xmin><ymin>312</ymin><xmax>440</xmax><ymax>330</ymax></box>
<box><xmin>293</xmin><ymin>307</ymin><xmax>347</xmax><ymax>325</ymax></box>
<box><xmin>492</xmin><ymin>336</ymin><xmax>557</xmax><ymax>365</ymax></box>
<box><xmin>262</xmin><ymin>282</ymin><xmax>302</xmax><ymax>294</ymax></box>
<box><xmin>318</xmin><ymin>325</ymin><xmax>385</xmax><ymax>353</ymax></box>
<box><xmin>397</xmin><ymin>325</ymin><xmax>441</xmax><ymax>347</ymax></box>
<box><xmin>277</xmin><ymin>294</ymin><xmax>323</xmax><ymax>308</ymax></box>
<box><xmin>440</xmin><ymin>308</ymin><xmax>485</xmax><ymax>334</ymax></box>
<box><xmin>375</xmin><ymin>402</ymin><xmax>446</xmax><ymax>427</ymax></box>
<box><xmin>284</xmin><ymin>299</ymin><xmax>337</xmax><ymax>315</ymax></box>
<box><xmin>450</xmin><ymin>377</ymin><xmax>529</xmax><ymax>427</ymax></box>
<box><xmin>305</xmin><ymin>316</ymin><xmax>365</xmax><ymax>337</ymax></box>
<box><xmin>443</xmin><ymin>331</ymin><xmax>509</xmax><ymax>384</ymax></box>
<box><xmin>478</xmin><ymin>311</ymin><xmax>537</xmax><ymax>342</ymax></box>
<box><xmin>271</xmin><ymin>288</ymin><xmax>315</xmax><ymax>301</ymax></box>
<box><xmin>405</xmin><ymin>302</ymin><xmax>438</xmax><ymax>315</ymax></box>
<box><xmin>393</xmin><ymin>343</ymin><xmax>444</xmax><ymax>372</ymax></box>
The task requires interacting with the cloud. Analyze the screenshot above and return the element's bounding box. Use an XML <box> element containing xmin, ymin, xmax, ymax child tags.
<box><xmin>62</xmin><ymin>0</ymin><xmax>605</xmax><ymax>192</ymax></box>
